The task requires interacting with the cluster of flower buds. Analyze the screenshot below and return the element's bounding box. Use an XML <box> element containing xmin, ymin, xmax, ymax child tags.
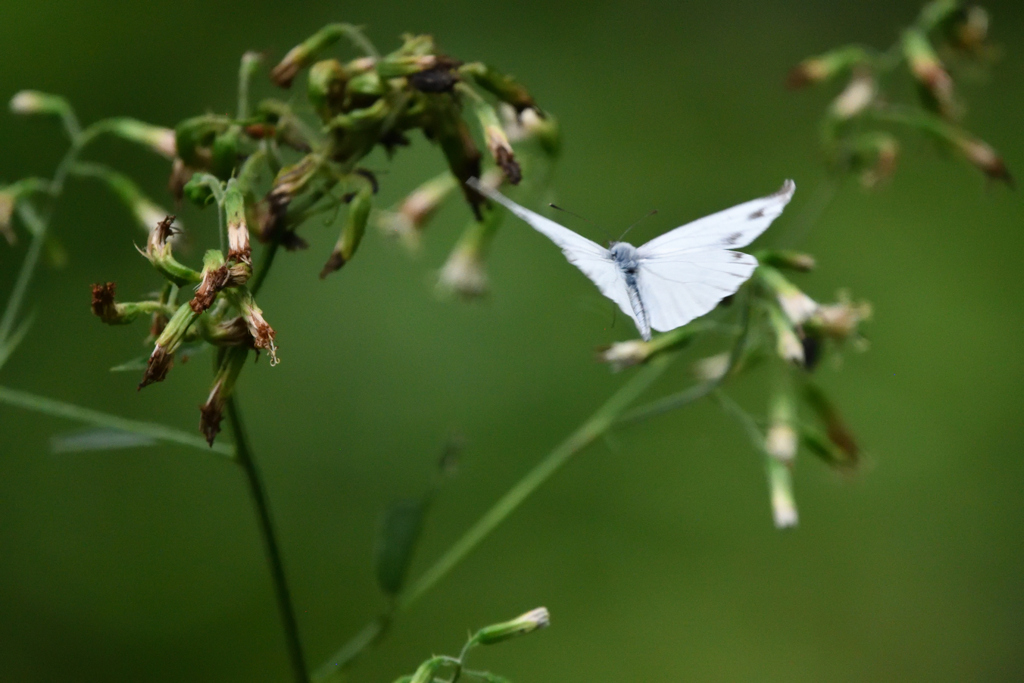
<box><xmin>81</xmin><ymin>23</ymin><xmax>557</xmax><ymax>445</ymax></box>
<box><xmin>789</xmin><ymin>0</ymin><xmax>1010</xmax><ymax>186</ymax></box>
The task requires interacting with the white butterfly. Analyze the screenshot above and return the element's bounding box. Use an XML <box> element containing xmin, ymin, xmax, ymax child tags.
<box><xmin>467</xmin><ymin>178</ymin><xmax>796</xmax><ymax>341</ymax></box>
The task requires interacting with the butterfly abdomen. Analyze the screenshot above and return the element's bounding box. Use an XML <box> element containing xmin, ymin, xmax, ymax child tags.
<box><xmin>610</xmin><ymin>242</ymin><xmax>651</xmax><ymax>340</ymax></box>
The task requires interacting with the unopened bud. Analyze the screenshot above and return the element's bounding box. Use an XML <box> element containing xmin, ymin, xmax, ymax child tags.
<box><xmin>598</xmin><ymin>322</ymin><xmax>706</xmax><ymax>371</ymax></box>
<box><xmin>98</xmin><ymin>118</ymin><xmax>177</xmax><ymax>159</ymax></box>
<box><xmin>437</xmin><ymin>207</ymin><xmax>502</xmax><ymax>299</ymax></box>
<box><xmin>307</xmin><ymin>59</ymin><xmax>348</xmax><ymax>121</ymax></box>
<box><xmin>786</xmin><ymin>46</ymin><xmax>869</xmax><ymax>89</ymax></box>
<box><xmin>199</xmin><ymin>345</ymin><xmax>248</xmax><ymax>446</ymax></box>
<box><xmin>472</xmin><ymin>607</ymin><xmax>550</xmax><ymax>646</ymax></box>
<box><xmin>830</xmin><ymin>70</ymin><xmax>876</xmax><ymax>120</ymax></box>
<box><xmin>903</xmin><ymin>29</ymin><xmax>957</xmax><ymax>119</ymax></box>
<box><xmin>320</xmin><ymin>186</ymin><xmax>372</xmax><ymax>278</ymax></box>
<box><xmin>459</xmin><ymin>62</ymin><xmax>537</xmax><ymax>112</ymax></box>
<box><xmin>755</xmin><ymin>250</ymin><xmax>816</xmax><ymax>273</ymax></box>
<box><xmin>759</xmin><ymin>266</ymin><xmax>818</xmax><ymax>325</ymax></box>
<box><xmin>408</xmin><ymin>657</ymin><xmax>446</xmax><ymax>683</ymax></box>
<box><xmin>377</xmin><ymin>172</ymin><xmax>458</xmax><ymax>250</ymax></box>
<box><xmin>765</xmin><ymin>393</ymin><xmax>797</xmax><ymax>463</ymax></box>
<box><xmin>766</xmin><ymin>458</ymin><xmax>798</xmax><ymax>529</ymax></box>
<box><xmin>0</xmin><ymin>189</ymin><xmax>17</xmax><ymax>245</ymax></box>
<box><xmin>768</xmin><ymin>304</ymin><xmax>805</xmax><ymax>366</ymax></box>
<box><xmin>692</xmin><ymin>352</ymin><xmax>731</xmax><ymax>382</ymax></box>
<box><xmin>9</xmin><ymin>90</ymin><xmax>69</xmax><ymax>117</ymax></box>
<box><xmin>953</xmin><ymin>6</ymin><xmax>989</xmax><ymax>51</ymax></box>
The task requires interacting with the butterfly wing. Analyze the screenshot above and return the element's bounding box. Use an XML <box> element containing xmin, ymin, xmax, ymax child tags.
<box><xmin>467</xmin><ymin>178</ymin><xmax>638</xmax><ymax>325</ymax></box>
<box><xmin>637</xmin><ymin>180</ymin><xmax>795</xmax><ymax>257</ymax></box>
<box><xmin>635</xmin><ymin>180</ymin><xmax>796</xmax><ymax>332</ymax></box>
<box><xmin>638</xmin><ymin>250</ymin><xmax>758</xmax><ymax>332</ymax></box>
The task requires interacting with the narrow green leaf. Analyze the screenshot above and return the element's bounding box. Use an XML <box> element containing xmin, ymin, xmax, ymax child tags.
<box><xmin>51</xmin><ymin>428</ymin><xmax>157</xmax><ymax>453</ymax></box>
<box><xmin>375</xmin><ymin>497</ymin><xmax>429</xmax><ymax>596</ymax></box>
<box><xmin>0</xmin><ymin>385</ymin><xmax>233</xmax><ymax>457</ymax></box>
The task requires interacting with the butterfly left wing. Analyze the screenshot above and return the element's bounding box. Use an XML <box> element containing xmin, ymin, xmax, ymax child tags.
<box><xmin>466</xmin><ymin>178</ymin><xmax>640</xmax><ymax>327</ymax></box>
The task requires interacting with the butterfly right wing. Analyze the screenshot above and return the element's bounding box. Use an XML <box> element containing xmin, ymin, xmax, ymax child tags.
<box><xmin>467</xmin><ymin>178</ymin><xmax>639</xmax><ymax>326</ymax></box>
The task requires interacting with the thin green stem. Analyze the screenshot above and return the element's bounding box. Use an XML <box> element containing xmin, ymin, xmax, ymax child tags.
<box><xmin>314</xmin><ymin>356</ymin><xmax>672</xmax><ymax>680</ymax></box>
<box><xmin>398</xmin><ymin>355</ymin><xmax>670</xmax><ymax>610</ymax></box>
<box><xmin>227</xmin><ymin>396</ymin><xmax>309</xmax><ymax>683</ymax></box>
<box><xmin>0</xmin><ymin>385</ymin><xmax>233</xmax><ymax>456</ymax></box>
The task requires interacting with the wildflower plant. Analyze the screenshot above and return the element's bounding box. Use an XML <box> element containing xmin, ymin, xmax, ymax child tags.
<box><xmin>0</xmin><ymin>2</ymin><xmax>1011</xmax><ymax>681</ymax></box>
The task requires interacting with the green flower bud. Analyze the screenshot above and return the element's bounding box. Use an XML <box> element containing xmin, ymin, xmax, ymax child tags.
<box><xmin>408</xmin><ymin>657</ymin><xmax>447</xmax><ymax>683</ymax></box>
<box><xmin>90</xmin><ymin>117</ymin><xmax>177</xmax><ymax>159</ymax></box>
<box><xmin>460</xmin><ymin>85</ymin><xmax>521</xmax><ymax>185</ymax></box>
<box><xmin>459</xmin><ymin>62</ymin><xmax>537</xmax><ymax>112</ymax></box>
<box><xmin>765</xmin><ymin>393</ymin><xmax>797</xmax><ymax>464</ymax></box>
<box><xmin>308</xmin><ymin>59</ymin><xmax>349</xmax><ymax>121</ymax></box>
<box><xmin>321</xmin><ymin>185</ymin><xmax>373</xmax><ymax>278</ymax></box>
<box><xmin>903</xmin><ymin>29</ymin><xmax>957</xmax><ymax>120</ymax></box>
<box><xmin>9</xmin><ymin>90</ymin><xmax>71</xmax><ymax>117</ymax></box>
<box><xmin>597</xmin><ymin>322</ymin><xmax>708</xmax><ymax>371</ymax></box>
<box><xmin>767</xmin><ymin>303</ymin><xmax>805</xmax><ymax>366</ymax></box>
<box><xmin>786</xmin><ymin>46</ymin><xmax>870</xmax><ymax>89</ymax></box>
<box><xmin>759</xmin><ymin>266</ymin><xmax>818</xmax><ymax>325</ymax></box>
<box><xmin>139</xmin><ymin>302</ymin><xmax>201</xmax><ymax>389</ymax></box>
<box><xmin>472</xmin><ymin>607</ymin><xmax>550</xmax><ymax>646</ymax></box>
<box><xmin>766</xmin><ymin>457</ymin><xmax>798</xmax><ymax>529</ymax></box>
<box><xmin>271</xmin><ymin>23</ymin><xmax>376</xmax><ymax>88</ymax></box>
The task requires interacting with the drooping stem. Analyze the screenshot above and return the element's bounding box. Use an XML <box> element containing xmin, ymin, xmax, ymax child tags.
<box><xmin>227</xmin><ymin>396</ymin><xmax>310</xmax><ymax>683</ymax></box>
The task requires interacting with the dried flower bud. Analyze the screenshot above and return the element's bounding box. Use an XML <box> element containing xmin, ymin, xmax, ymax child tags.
<box><xmin>142</xmin><ymin>216</ymin><xmax>201</xmax><ymax>286</ymax></box>
<box><xmin>224</xmin><ymin>184</ymin><xmax>252</xmax><ymax>265</ymax></box>
<box><xmin>228</xmin><ymin>288</ymin><xmax>278</xmax><ymax>365</ymax></box>
<box><xmin>91</xmin><ymin>282</ymin><xmax>173</xmax><ymax>326</ymax></box>
<box><xmin>472</xmin><ymin>607</ymin><xmax>550</xmax><ymax>646</ymax></box>
<box><xmin>956</xmin><ymin>136</ymin><xmax>1013</xmax><ymax>185</ymax></box>
<box><xmin>139</xmin><ymin>302</ymin><xmax>201</xmax><ymax>389</ymax></box>
<box><xmin>462</xmin><ymin>86</ymin><xmax>522</xmax><ymax>185</ymax></box>
<box><xmin>855</xmin><ymin>134</ymin><xmax>899</xmax><ymax>188</ymax></box>
<box><xmin>271</xmin><ymin>23</ymin><xmax>372</xmax><ymax>88</ymax></box>
<box><xmin>0</xmin><ymin>188</ymin><xmax>17</xmax><ymax>245</ymax></box>
<box><xmin>199</xmin><ymin>345</ymin><xmax>248</xmax><ymax>446</ymax></box>
<box><xmin>803</xmin><ymin>383</ymin><xmax>859</xmax><ymax>468</ymax></box>
<box><xmin>807</xmin><ymin>294</ymin><xmax>872</xmax><ymax>342</ymax></box>
<box><xmin>190</xmin><ymin>251</ymin><xmax>232</xmax><ymax>314</ymax></box>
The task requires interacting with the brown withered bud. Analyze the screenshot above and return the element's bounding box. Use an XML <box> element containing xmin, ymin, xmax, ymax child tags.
<box><xmin>409</xmin><ymin>58</ymin><xmax>462</xmax><ymax>93</ymax></box>
<box><xmin>190</xmin><ymin>266</ymin><xmax>230</xmax><ymax>313</ymax></box>
<box><xmin>199</xmin><ymin>398</ymin><xmax>225</xmax><ymax>446</ymax></box>
<box><xmin>140</xmin><ymin>346</ymin><xmax>174</xmax><ymax>389</ymax></box>
<box><xmin>244</xmin><ymin>123</ymin><xmax>276</xmax><ymax>139</ymax></box>
<box><xmin>494</xmin><ymin>146</ymin><xmax>522</xmax><ymax>185</ymax></box>
<box><xmin>90</xmin><ymin>282</ymin><xmax>119</xmax><ymax>323</ymax></box>
<box><xmin>957</xmin><ymin>137</ymin><xmax>1013</xmax><ymax>186</ymax></box>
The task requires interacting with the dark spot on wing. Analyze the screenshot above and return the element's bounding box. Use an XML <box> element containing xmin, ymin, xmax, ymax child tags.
<box><xmin>748</xmin><ymin>208</ymin><xmax>767</xmax><ymax>219</ymax></box>
<box><xmin>724</xmin><ymin>231</ymin><xmax>743</xmax><ymax>244</ymax></box>
<box><xmin>731</xmin><ymin>251</ymin><xmax>744</xmax><ymax>261</ymax></box>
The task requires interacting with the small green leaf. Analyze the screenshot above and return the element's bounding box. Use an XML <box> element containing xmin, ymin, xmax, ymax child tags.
<box><xmin>375</xmin><ymin>497</ymin><xmax>429</xmax><ymax>596</ymax></box>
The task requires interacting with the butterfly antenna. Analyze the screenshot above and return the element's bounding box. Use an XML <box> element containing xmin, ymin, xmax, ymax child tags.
<box><xmin>618</xmin><ymin>209</ymin><xmax>658</xmax><ymax>242</ymax></box>
<box><xmin>549</xmin><ymin>203</ymin><xmax>615</xmax><ymax>243</ymax></box>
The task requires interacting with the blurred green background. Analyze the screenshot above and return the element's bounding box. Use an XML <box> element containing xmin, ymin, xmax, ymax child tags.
<box><xmin>1</xmin><ymin>0</ymin><xmax>1022</xmax><ymax>681</ymax></box>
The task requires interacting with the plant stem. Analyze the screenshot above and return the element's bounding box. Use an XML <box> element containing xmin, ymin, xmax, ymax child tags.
<box><xmin>312</xmin><ymin>355</ymin><xmax>673</xmax><ymax>680</ymax></box>
<box><xmin>227</xmin><ymin>396</ymin><xmax>309</xmax><ymax>683</ymax></box>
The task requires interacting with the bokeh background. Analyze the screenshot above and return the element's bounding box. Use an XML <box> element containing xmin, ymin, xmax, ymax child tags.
<box><xmin>1</xmin><ymin>0</ymin><xmax>1022</xmax><ymax>681</ymax></box>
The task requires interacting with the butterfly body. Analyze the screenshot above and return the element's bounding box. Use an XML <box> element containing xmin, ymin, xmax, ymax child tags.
<box><xmin>467</xmin><ymin>178</ymin><xmax>796</xmax><ymax>340</ymax></box>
